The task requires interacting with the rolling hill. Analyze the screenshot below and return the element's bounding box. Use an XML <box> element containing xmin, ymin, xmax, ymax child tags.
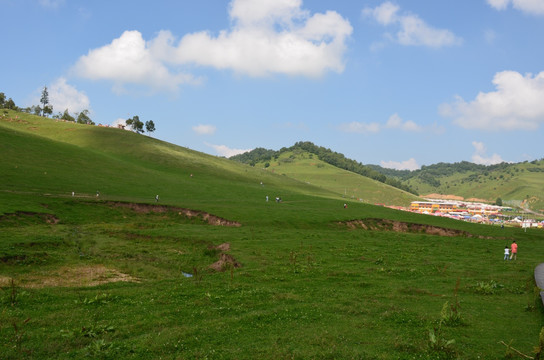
<box><xmin>240</xmin><ymin>148</ymin><xmax>420</xmax><ymax>207</ymax></box>
<box><xmin>1</xmin><ymin>109</ymin><xmax>544</xmax><ymax>359</ymax></box>
<box><xmin>368</xmin><ymin>161</ymin><xmax>544</xmax><ymax>213</ymax></box>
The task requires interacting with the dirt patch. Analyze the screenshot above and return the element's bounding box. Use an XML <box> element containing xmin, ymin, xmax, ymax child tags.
<box><xmin>214</xmin><ymin>243</ymin><xmax>231</xmax><ymax>252</ymax></box>
<box><xmin>209</xmin><ymin>253</ymin><xmax>241</xmax><ymax>272</ymax></box>
<box><xmin>423</xmin><ymin>194</ymin><xmax>464</xmax><ymax>201</ymax></box>
<box><xmin>466</xmin><ymin>197</ymin><xmax>491</xmax><ymax>203</ymax></box>
<box><xmin>341</xmin><ymin>218</ymin><xmax>492</xmax><ymax>238</ymax></box>
<box><xmin>0</xmin><ymin>211</ymin><xmax>59</xmax><ymax>225</ymax></box>
<box><xmin>0</xmin><ymin>265</ymin><xmax>139</xmax><ymax>289</ymax></box>
<box><xmin>107</xmin><ymin>202</ymin><xmax>241</xmax><ymax>227</ymax></box>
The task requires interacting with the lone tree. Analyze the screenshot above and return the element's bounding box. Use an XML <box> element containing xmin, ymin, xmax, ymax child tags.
<box><xmin>126</xmin><ymin>115</ymin><xmax>144</xmax><ymax>134</ymax></box>
<box><xmin>76</xmin><ymin>109</ymin><xmax>94</xmax><ymax>125</ymax></box>
<box><xmin>145</xmin><ymin>120</ymin><xmax>155</xmax><ymax>135</ymax></box>
<box><xmin>61</xmin><ymin>109</ymin><xmax>75</xmax><ymax>122</ymax></box>
<box><xmin>40</xmin><ymin>86</ymin><xmax>52</xmax><ymax>117</ymax></box>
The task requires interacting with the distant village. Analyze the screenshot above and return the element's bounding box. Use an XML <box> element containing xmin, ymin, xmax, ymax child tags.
<box><xmin>406</xmin><ymin>200</ymin><xmax>543</xmax><ymax>228</ymax></box>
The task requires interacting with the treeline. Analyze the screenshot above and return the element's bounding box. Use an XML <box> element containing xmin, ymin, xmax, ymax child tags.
<box><xmin>0</xmin><ymin>89</ymin><xmax>95</xmax><ymax>124</ymax></box>
<box><xmin>230</xmin><ymin>141</ymin><xmax>418</xmax><ymax>195</ymax></box>
<box><xmin>368</xmin><ymin>159</ymin><xmax>544</xmax><ymax>189</ymax></box>
<box><xmin>370</xmin><ymin>159</ymin><xmax>544</xmax><ymax>180</ymax></box>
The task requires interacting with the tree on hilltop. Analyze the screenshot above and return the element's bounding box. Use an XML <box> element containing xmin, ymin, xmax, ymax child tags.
<box><xmin>61</xmin><ymin>109</ymin><xmax>75</xmax><ymax>122</ymax></box>
<box><xmin>76</xmin><ymin>109</ymin><xmax>94</xmax><ymax>125</ymax></box>
<box><xmin>40</xmin><ymin>86</ymin><xmax>53</xmax><ymax>117</ymax></box>
<box><xmin>126</xmin><ymin>115</ymin><xmax>144</xmax><ymax>134</ymax></box>
<box><xmin>145</xmin><ymin>120</ymin><xmax>155</xmax><ymax>135</ymax></box>
<box><xmin>4</xmin><ymin>98</ymin><xmax>16</xmax><ymax>110</ymax></box>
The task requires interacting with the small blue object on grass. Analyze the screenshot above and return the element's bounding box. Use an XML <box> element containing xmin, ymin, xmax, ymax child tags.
<box><xmin>182</xmin><ymin>272</ymin><xmax>193</xmax><ymax>278</ymax></box>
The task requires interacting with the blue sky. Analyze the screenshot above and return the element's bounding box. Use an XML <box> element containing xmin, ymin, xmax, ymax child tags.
<box><xmin>2</xmin><ymin>0</ymin><xmax>544</xmax><ymax>170</ymax></box>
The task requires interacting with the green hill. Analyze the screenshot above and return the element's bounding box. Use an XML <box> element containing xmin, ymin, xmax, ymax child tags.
<box><xmin>369</xmin><ymin>161</ymin><xmax>544</xmax><ymax>213</ymax></box>
<box><xmin>1</xmin><ymin>110</ymin><xmax>544</xmax><ymax>359</ymax></box>
<box><xmin>247</xmin><ymin>149</ymin><xmax>420</xmax><ymax>207</ymax></box>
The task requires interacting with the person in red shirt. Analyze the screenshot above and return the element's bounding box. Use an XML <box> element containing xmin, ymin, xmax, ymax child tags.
<box><xmin>510</xmin><ymin>241</ymin><xmax>518</xmax><ymax>260</ymax></box>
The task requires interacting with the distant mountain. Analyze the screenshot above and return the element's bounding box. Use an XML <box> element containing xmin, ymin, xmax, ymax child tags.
<box><xmin>368</xmin><ymin>160</ymin><xmax>544</xmax><ymax>212</ymax></box>
<box><xmin>232</xmin><ymin>145</ymin><xmax>420</xmax><ymax>206</ymax></box>
<box><xmin>230</xmin><ymin>141</ymin><xmax>418</xmax><ymax>195</ymax></box>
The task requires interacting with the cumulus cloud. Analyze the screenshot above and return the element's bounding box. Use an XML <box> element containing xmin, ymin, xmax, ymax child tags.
<box><xmin>363</xmin><ymin>2</ymin><xmax>462</xmax><ymax>48</ymax></box>
<box><xmin>339</xmin><ymin>113</ymin><xmax>425</xmax><ymax>134</ymax></box>
<box><xmin>38</xmin><ymin>0</ymin><xmax>65</xmax><ymax>8</ymax></box>
<box><xmin>338</xmin><ymin>121</ymin><xmax>380</xmax><ymax>134</ymax></box>
<box><xmin>72</xmin><ymin>0</ymin><xmax>352</xmax><ymax>92</ymax></box>
<box><xmin>205</xmin><ymin>143</ymin><xmax>253</xmax><ymax>158</ymax></box>
<box><xmin>29</xmin><ymin>78</ymin><xmax>90</xmax><ymax>115</ymax></box>
<box><xmin>72</xmin><ymin>30</ymin><xmax>199</xmax><ymax>93</ymax></box>
<box><xmin>471</xmin><ymin>141</ymin><xmax>505</xmax><ymax>165</ymax></box>
<box><xmin>385</xmin><ymin>113</ymin><xmax>422</xmax><ymax>131</ymax></box>
<box><xmin>487</xmin><ymin>0</ymin><xmax>544</xmax><ymax>15</ymax></box>
<box><xmin>440</xmin><ymin>71</ymin><xmax>544</xmax><ymax>130</ymax></box>
<box><xmin>192</xmin><ymin>124</ymin><xmax>217</xmax><ymax>135</ymax></box>
<box><xmin>154</xmin><ymin>0</ymin><xmax>352</xmax><ymax>77</ymax></box>
<box><xmin>111</xmin><ymin>118</ymin><xmax>127</xmax><ymax>128</ymax></box>
<box><xmin>381</xmin><ymin>158</ymin><xmax>420</xmax><ymax>171</ymax></box>
<box><xmin>47</xmin><ymin>77</ymin><xmax>91</xmax><ymax>114</ymax></box>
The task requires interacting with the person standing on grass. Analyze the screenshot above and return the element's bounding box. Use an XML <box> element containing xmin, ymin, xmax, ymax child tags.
<box><xmin>504</xmin><ymin>246</ymin><xmax>510</xmax><ymax>261</ymax></box>
<box><xmin>510</xmin><ymin>241</ymin><xmax>518</xmax><ymax>260</ymax></box>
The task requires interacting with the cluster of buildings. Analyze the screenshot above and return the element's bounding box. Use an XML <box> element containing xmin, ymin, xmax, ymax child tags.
<box><xmin>409</xmin><ymin>200</ymin><xmax>543</xmax><ymax>228</ymax></box>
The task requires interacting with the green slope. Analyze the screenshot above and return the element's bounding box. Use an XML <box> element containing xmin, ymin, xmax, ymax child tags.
<box><xmin>1</xmin><ymin>110</ymin><xmax>349</xmax><ymax>221</ymax></box>
<box><xmin>2</xmin><ymin>110</ymin><xmax>544</xmax><ymax>359</ymax></box>
<box><xmin>253</xmin><ymin>150</ymin><xmax>420</xmax><ymax>207</ymax></box>
<box><xmin>403</xmin><ymin>162</ymin><xmax>544</xmax><ymax>212</ymax></box>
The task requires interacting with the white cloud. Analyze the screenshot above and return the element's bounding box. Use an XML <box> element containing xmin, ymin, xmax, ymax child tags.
<box><xmin>487</xmin><ymin>0</ymin><xmax>544</xmax><ymax>15</ymax></box>
<box><xmin>159</xmin><ymin>0</ymin><xmax>352</xmax><ymax>77</ymax></box>
<box><xmin>471</xmin><ymin>141</ymin><xmax>505</xmax><ymax>165</ymax></box>
<box><xmin>441</xmin><ymin>71</ymin><xmax>544</xmax><ymax>130</ymax></box>
<box><xmin>72</xmin><ymin>30</ymin><xmax>199</xmax><ymax>93</ymax></box>
<box><xmin>192</xmin><ymin>124</ymin><xmax>217</xmax><ymax>135</ymax></box>
<box><xmin>111</xmin><ymin>118</ymin><xmax>127</xmax><ymax>128</ymax></box>
<box><xmin>205</xmin><ymin>143</ymin><xmax>253</xmax><ymax>158</ymax></box>
<box><xmin>38</xmin><ymin>0</ymin><xmax>64</xmax><ymax>8</ymax></box>
<box><xmin>48</xmin><ymin>77</ymin><xmax>90</xmax><ymax>114</ymax></box>
<box><xmin>363</xmin><ymin>2</ymin><xmax>462</xmax><ymax>48</ymax></box>
<box><xmin>363</xmin><ymin>1</ymin><xmax>399</xmax><ymax>25</ymax></box>
<box><xmin>338</xmin><ymin>121</ymin><xmax>380</xmax><ymax>134</ymax></box>
<box><xmin>484</xmin><ymin>29</ymin><xmax>497</xmax><ymax>44</ymax></box>
<box><xmin>385</xmin><ymin>113</ymin><xmax>422</xmax><ymax>131</ymax></box>
<box><xmin>381</xmin><ymin>158</ymin><xmax>420</xmax><ymax>171</ymax></box>
<box><xmin>72</xmin><ymin>0</ymin><xmax>352</xmax><ymax>92</ymax></box>
<box><xmin>339</xmin><ymin>113</ymin><xmax>425</xmax><ymax>134</ymax></box>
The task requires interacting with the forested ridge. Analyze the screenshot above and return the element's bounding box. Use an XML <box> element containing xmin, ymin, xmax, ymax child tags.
<box><xmin>230</xmin><ymin>141</ymin><xmax>418</xmax><ymax>195</ymax></box>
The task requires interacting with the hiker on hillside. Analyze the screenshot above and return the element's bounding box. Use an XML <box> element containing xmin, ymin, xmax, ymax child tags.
<box><xmin>504</xmin><ymin>246</ymin><xmax>510</xmax><ymax>261</ymax></box>
<box><xmin>510</xmin><ymin>241</ymin><xmax>517</xmax><ymax>260</ymax></box>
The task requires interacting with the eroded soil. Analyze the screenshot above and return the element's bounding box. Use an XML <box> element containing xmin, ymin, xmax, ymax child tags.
<box><xmin>341</xmin><ymin>218</ymin><xmax>494</xmax><ymax>238</ymax></box>
<box><xmin>0</xmin><ymin>265</ymin><xmax>139</xmax><ymax>289</ymax></box>
<box><xmin>107</xmin><ymin>201</ymin><xmax>241</xmax><ymax>227</ymax></box>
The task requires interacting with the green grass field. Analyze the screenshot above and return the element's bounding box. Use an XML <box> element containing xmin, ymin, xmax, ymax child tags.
<box><xmin>1</xmin><ymin>111</ymin><xmax>544</xmax><ymax>359</ymax></box>
<box><xmin>404</xmin><ymin>161</ymin><xmax>544</xmax><ymax>213</ymax></box>
<box><xmin>253</xmin><ymin>150</ymin><xmax>419</xmax><ymax>207</ymax></box>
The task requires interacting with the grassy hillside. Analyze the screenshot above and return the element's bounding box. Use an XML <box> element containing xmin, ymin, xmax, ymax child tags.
<box><xmin>251</xmin><ymin>149</ymin><xmax>419</xmax><ymax>207</ymax></box>
<box><xmin>370</xmin><ymin>161</ymin><xmax>544</xmax><ymax>213</ymax></box>
<box><xmin>1</xmin><ymin>110</ymin><xmax>544</xmax><ymax>359</ymax></box>
<box><xmin>0</xmin><ymin>110</ymin><xmax>346</xmax><ymax>219</ymax></box>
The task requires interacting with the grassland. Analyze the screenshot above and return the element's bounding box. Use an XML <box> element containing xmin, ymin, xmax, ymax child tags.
<box><xmin>252</xmin><ymin>150</ymin><xmax>419</xmax><ymax>207</ymax></box>
<box><xmin>1</xmin><ymin>111</ymin><xmax>544</xmax><ymax>359</ymax></box>
<box><xmin>403</xmin><ymin>162</ymin><xmax>544</xmax><ymax>213</ymax></box>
